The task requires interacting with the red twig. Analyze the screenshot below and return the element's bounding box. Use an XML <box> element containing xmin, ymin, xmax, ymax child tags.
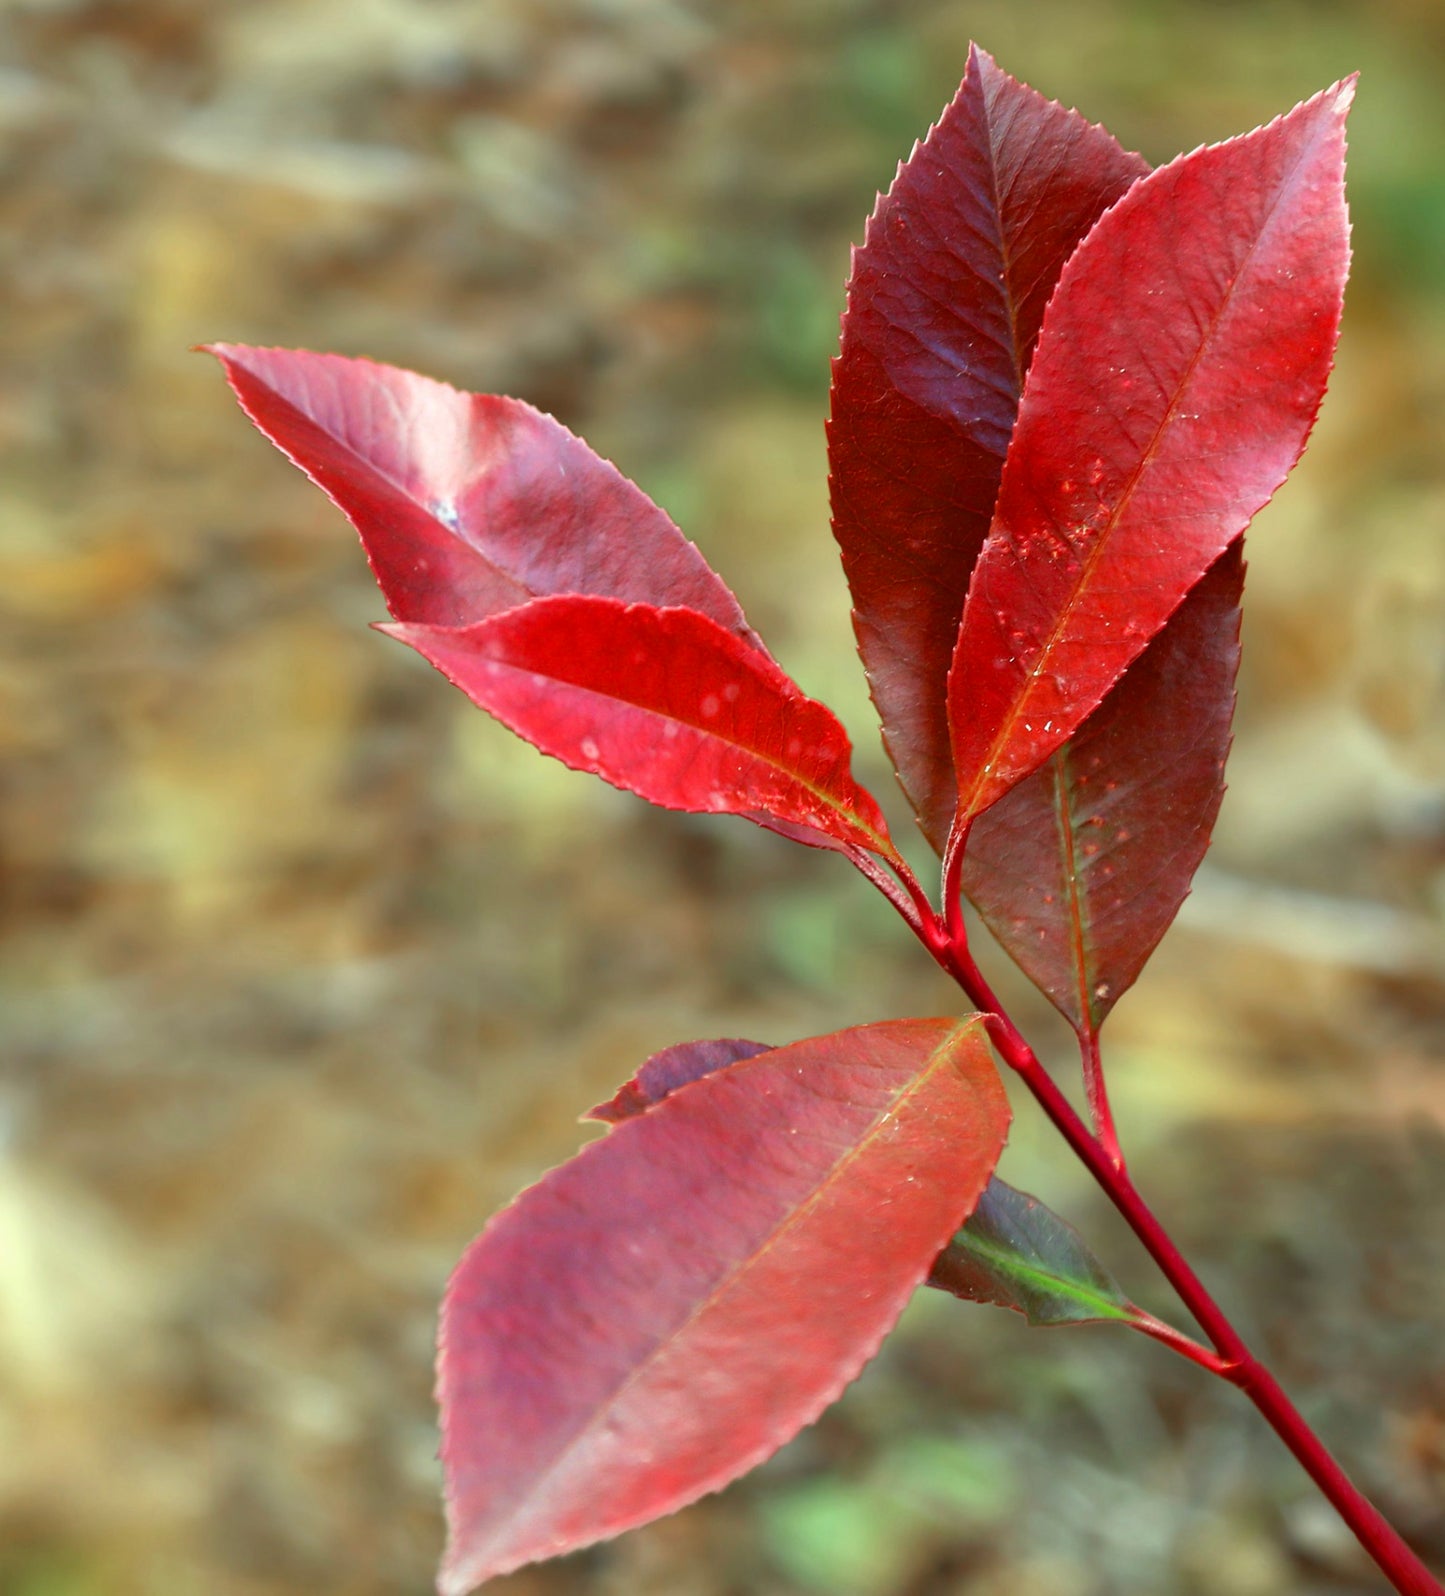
<box><xmin>1080</xmin><ymin>1027</ymin><xmax>1125</xmax><ymax>1171</ymax></box>
<box><xmin>928</xmin><ymin>915</ymin><xmax>1441</xmax><ymax>1596</ymax></box>
<box><xmin>1125</xmin><ymin>1309</ymin><xmax>1232</xmax><ymax>1376</ymax></box>
<box><xmin>846</xmin><ymin>845</ymin><xmax>931</xmax><ymax>938</ymax></box>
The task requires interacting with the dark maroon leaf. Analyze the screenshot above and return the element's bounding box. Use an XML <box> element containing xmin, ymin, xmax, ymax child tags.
<box><xmin>585</xmin><ymin>1038</ymin><xmax>773</xmax><ymax>1124</ymax></box>
<box><xmin>947</xmin><ymin>81</ymin><xmax>1353</xmax><ymax>828</ymax></box>
<box><xmin>206</xmin><ymin>344</ymin><xmax>763</xmax><ymax>643</ymax></box>
<box><xmin>962</xmin><ymin>544</ymin><xmax>1243</xmax><ymax>1036</ymax></box>
<box><xmin>829</xmin><ymin>44</ymin><xmax>1147</xmax><ymax>850</ymax></box>
<box><xmin>384</xmin><ymin>596</ymin><xmax>900</xmax><ymax>862</ymax></box>
<box><xmin>929</xmin><ymin>1176</ymin><xmax>1133</xmax><ymax>1327</ymax></box>
<box><xmin>438</xmin><ymin>1018</ymin><xmax>1009</xmax><ymax>1591</ymax></box>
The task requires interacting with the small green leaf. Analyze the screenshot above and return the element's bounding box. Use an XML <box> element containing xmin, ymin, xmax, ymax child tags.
<box><xmin>928</xmin><ymin>1177</ymin><xmax>1134</xmax><ymax>1327</ymax></box>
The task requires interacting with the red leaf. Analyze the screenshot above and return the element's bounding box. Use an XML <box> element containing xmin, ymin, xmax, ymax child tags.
<box><xmin>962</xmin><ymin>544</ymin><xmax>1243</xmax><ymax>1036</ymax></box>
<box><xmin>947</xmin><ymin>80</ymin><xmax>1353</xmax><ymax>828</ymax></box>
<box><xmin>205</xmin><ymin>344</ymin><xmax>761</xmax><ymax>642</ymax></box>
<box><xmin>383</xmin><ymin>595</ymin><xmax>899</xmax><ymax>861</ymax></box>
<box><xmin>829</xmin><ymin>45</ymin><xmax>1147</xmax><ymax>850</ymax></box>
<box><xmin>585</xmin><ymin>1038</ymin><xmax>772</xmax><ymax>1125</ymax></box>
<box><xmin>437</xmin><ymin>1017</ymin><xmax>1008</xmax><ymax>1591</ymax></box>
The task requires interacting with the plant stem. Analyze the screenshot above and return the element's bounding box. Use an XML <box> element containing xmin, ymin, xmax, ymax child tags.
<box><xmin>1079</xmin><ymin>1028</ymin><xmax>1125</xmax><ymax>1171</ymax></box>
<box><xmin>934</xmin><ymin>926</ymin><xmax>1441</xmax><ymax>1596</ymax></box>
<box><xmin>847</xmin><ymin>846</ymin><xmax>930</xmax><ymax>937</ymax></box>
<box><xmin>1125</xmin><ymin>1309</ymin><xmax>1233</xmax><ymax>1375</ymax></box>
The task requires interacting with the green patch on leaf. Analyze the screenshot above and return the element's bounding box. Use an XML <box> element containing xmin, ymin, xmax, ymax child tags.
<box><xmin>929</xmin><ymin>1177</ymin><xmax>1134</xmax><ymax>1327</ymax></box>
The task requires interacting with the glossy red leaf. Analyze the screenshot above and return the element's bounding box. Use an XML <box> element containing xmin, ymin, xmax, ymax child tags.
<box><xmin>829</xmin><ymin>45</ymin><xmax>1147</xmax><ymax>850</ymax></box>
<box><xmin>585</xmin><ymin>1037</ymin><xmax>772</xmax><ymax>1125</ymax></box>
<box><xmin>438</xmin><ymin>1017</ymin><xmax>1008</xmax><ymax>1592</ymax></box>
<box><xmin>947</xmin><ymin>80</ymin><xmax>1352</xmax><ymax>828</ymax></box>
<box><xmin>384</xmin><ymin>595</ymin><xmax>899</xmax><ymax>862</ymax></box>
<box><xmin>206</xmin><ymin>343</ymin><xmax>762</xmax><ymax>643</ymax></box>
<box><xmin>962</xmin><ymin>543</ymin><xmax>1243</xmax><ymax>1036</ymax></box>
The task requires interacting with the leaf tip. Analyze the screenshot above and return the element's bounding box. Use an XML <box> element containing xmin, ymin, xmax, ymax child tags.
<box><xmin>374</xmin><ymin>618</ymin><xmax>453</xmax><ymax>650</ymax></box>
<box><xmin>964</xmin><ymin>40</ymin><xmax>999</xmax><ymax>84</ymax></box>
<box><xmin>434</xmin><ymin>1555</ymin><xmax>472</xmax><ymax>1596</ymax></box>
<box><xmin>436</xmin><ymin>1532</ymin><xmax>503</xmax><ymax>1596</ymax></box>
<box><xmin>374</xmin><ymin>618</ymin><xmax>460</xmax><ymax>665</ymax></box>
<box><xmin>199</xmin><ymin>340</ymin><xmax>271</xmax><ymax>371</ymax></box>
<box><xmin>199</xmin><ymin>340</ymin><xmax>247</xmax><ymax>379</ymax></box>
<box><xmin>580</xmin><ymin>1094</ymin><xmax>631</xmax><ymax>1126</ymax></box>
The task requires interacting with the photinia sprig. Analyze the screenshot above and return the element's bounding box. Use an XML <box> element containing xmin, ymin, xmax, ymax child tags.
<box><xmin>209</xmin><ymin>43</ymin><xmax>1445</xmax><ymax>1596</ymax></box>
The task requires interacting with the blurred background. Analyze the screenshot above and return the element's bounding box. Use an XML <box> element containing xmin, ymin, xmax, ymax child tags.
<box><xmin>2</xmin><ymin>1</ymin><xmax>1443</xmax><ymax>1592</ymax></box>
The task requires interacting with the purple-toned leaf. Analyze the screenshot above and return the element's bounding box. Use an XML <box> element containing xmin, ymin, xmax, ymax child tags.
<box><xmin>829</xmin><ymin>44</ymin><xmax>1147</xmax><ymax>851</ymax></box>
<box><xmin>438</xmin><ymin>1017</ymin><xmax>1009</xmax><ymax>1591</ymax></box>
<box><xmin>206</xmin><ymin>344</ymin><xmax>762</xmax><ymax>643</ymax></box>
<box><xmin>962</xmin><ymin>543</ymin><xmax>1243</xmax><ymax>1036</ymax></box>
<box><xmin>947</xmin><ymin>81</ymin><xmax>1353</xmax><ymax>828</ymax></box>
<box><xmin>384</xmin><ymin>595</ymin><xmax>899</xmax><ymax>862</ymax></box>
<box><xmin>928</xmin><ymin>1176</ymin><xmax>1133</xmax><ymax>1327</ymax></box>
<box><xmin>585</xmin><ymin>1037</ymin><xmax>772</xmax><ymax>1125</ymax></box>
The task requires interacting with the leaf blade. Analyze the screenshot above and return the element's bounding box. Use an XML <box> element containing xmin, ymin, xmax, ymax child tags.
<box><xmin>947</xmin><ymin>81</ymin><xmax>1352</xmax><ymax>826</ymax></box>
<box><xmin>961</xmin><ymin>543</ymin><xmax>1243</xmax><ymax>1034</ymax></box>
<box><xmin>585</xmin><ymin>1037</ymin><xmax>773</xmax><ymax>1125</ymax></box>
<box><xmin>206</xmin><ymin>344</ymin><xmax>762</xmax><ymax>641</ymax></box>
<box><xmin>439</xmin><ymin>1017</ymin><xmax>1010</xmax><ymax>1591</ymax></box>
<box><xmin>385</xmin><ymin>595</ymin><xmax>899</xmax><ymax>860</ymax></box>
<box><xmin>928</xmin><ymin>1176</ymin><xmax>1132</xmax><ymax>1327</ymax></box>
<box><xmin>829</xmin><ymin>45</ymin><xmax>1147</xmax><ymax>850</ymax></box>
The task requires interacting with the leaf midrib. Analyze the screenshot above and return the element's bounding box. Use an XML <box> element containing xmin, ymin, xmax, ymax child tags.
<box><xmin>952</xmin><ymin>1226</ymin><xmax>1131</xmax><ymax>1322</ymax></box>
<box><xmin>1047</xmin><ymin>745</ymin><xmax>1098</xmax><ymax>1037</ymax></box>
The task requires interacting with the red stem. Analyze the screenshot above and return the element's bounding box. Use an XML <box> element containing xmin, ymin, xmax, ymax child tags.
<box><xmin>846</xmin><ymin>846</ymin><xmax>929</xmax><ymax>937</ymax></box>
<box><xmin>1126</xmin><ymin>1309</ymin><xmax>1231</xmax><ymax>1376</ymax></box>
<box><xmin>1080</xmin><ymin>1028</ymin><xmax>1125</xmax><ymax>1170</ymax></box>
<box><xmin>934</xmin><ymin>927</ymin><xmax>1441</xmax><ymax>1596</ymax></box>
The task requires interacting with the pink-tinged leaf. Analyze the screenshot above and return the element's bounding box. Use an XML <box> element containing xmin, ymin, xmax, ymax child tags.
<box><xmin>438</xmin><ymin>1017</ymin><xmax>1009</xmax><ymax>1592</ymax></box>
<box><xmin>384</xmin><ymin>595</ymin><xmax>899</xmax><ymax>861</ymax></box>
<box><xmin>593</xmin><ymin>1051</ymin><xmax>1133</xmax><ymax>1332</ymax></box>
<box><xmin>947</xmin><ymin>80</ymin><xmax>1353</xmax><ymax>828</ymax></box>
<box><xmin>585</xmin><ymin>1038</ymin><xmax>772</xmax><ymax>1125</ymax></box>
<box><xmin>962</xmin><ymin>544</ymin><xmax>1243</xmax><ymax>1036</ymax></box>
<box><xmin>206</xmin><ymin>344</ymin><xmax>761</xmax><ymax>642</ymax></box>
<box><xmin>829</xmin><ymin>45</ymin><xmax>1147</xmax><ymax>850</ymax></box>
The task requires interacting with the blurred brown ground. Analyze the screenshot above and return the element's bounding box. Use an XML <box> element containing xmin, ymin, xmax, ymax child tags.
<box><xmin>1</xmin><ymin>2</ymin><xmax>1443</xmax><ymax>1593</ymax></box>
